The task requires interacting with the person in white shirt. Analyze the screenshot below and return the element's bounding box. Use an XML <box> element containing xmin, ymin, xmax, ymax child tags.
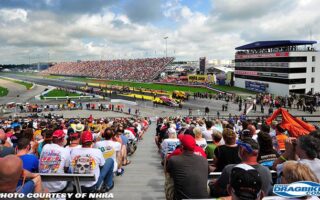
<box><xmin>202</xmin><ymin>121</ymin><xmax>214</xmax><ymax>141</ymax></box>
<box><xmin>194</xmin><ymin>127</ymin><xmax>207</xmax><ymax>150</ymax></box>
<box><xmin>39</xmin><ymin>129</ymin><xmax>70</xmax><ymax>192</ymax></box>
<box><xmin>65</xmin><ymin>131</ymin><xmax>81</xmax><ymax>153</ymax></box>
<box><xmin>161</xmin><ymin>128</ymin><xmax>180</xmax><ymax>158</ymax></box>
<box><xmin>70</xmin><ymin>130</ymin><xmax>114</xmax><ymax>193</ymax></box>
<box><xmin>95</xmin><ymin>128</ymin><xmax>121</xmax><ymax>173</ymax></box>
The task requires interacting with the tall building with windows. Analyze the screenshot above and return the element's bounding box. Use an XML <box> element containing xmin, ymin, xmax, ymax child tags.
<box><xmin>234</xmin><ymin>40</ymin><xmax>319</xmax><ymax>96</ymax></box>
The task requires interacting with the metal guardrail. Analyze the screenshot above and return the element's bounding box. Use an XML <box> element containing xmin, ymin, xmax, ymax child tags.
<box><xmin>40</xmin><ymin>173</ymin><xmax>95</xmax><ymax>193</ymax></box>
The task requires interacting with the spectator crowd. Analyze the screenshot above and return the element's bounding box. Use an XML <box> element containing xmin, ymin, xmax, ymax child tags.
<box><xmin>156</xmin><ymin>115</ymin><xmax>320</xmax><ymax>200</ymax></box>
<box><xmin>0</xmin><ymin>116</ymin><xmax>150</xmax><ymax>196</ymax></box>
<box><xmin>42</xmin><ymin>57</ymin><xmax>174</xmax><ymax>81</ymax></box>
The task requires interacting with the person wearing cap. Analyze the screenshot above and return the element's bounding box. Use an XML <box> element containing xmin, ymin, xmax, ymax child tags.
<box><xmin>39</xmin><ymin>129</ymin><xmax>71</xmax><ymax>192</ymax></box>
<box><xmin>209</xmin><ymin>137</ymin><xmax>272</xmax><ymax>198</ymax></box>
<box><xmin>166</xmin><ymin>134</ymin><xmax>209</xmax><ymax>200</ymax></box>
<box><xmin>225</xmin><ymin>163</ymin><xmax>264</xmax><ymax>200</ymax></box>
<box><xmin>71</xmin><ymin>123</ymin><xmax>85</xmax><ymax>133</ymax></box>
<box><xmin>70</xmin><ymin>130</ymin><xmax>114</xmax><ymax>192</ymax></box>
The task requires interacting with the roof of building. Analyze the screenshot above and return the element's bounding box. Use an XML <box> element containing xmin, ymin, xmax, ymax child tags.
<box><xmin>235</xmin><ymin>40</ymin><xmax>317</xmax><ymax>50</ymax></box>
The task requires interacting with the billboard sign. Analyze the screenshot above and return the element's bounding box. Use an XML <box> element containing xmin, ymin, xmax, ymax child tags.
<box><xmin>188</xmin><ymin>75</ymin><xmax>215</xmax><ymax>83</ymax></box>
<box><xmin>245</xmin><ymin>81</ymin><xmax>268</xmax><ymax>93</ymax></box>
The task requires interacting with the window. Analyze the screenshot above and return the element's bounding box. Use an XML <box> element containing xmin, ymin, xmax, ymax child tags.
<box><xmin>235</xmin><ymin>74</ymin><xmax>306</xmax><ymax>84</ymax></box>
<box><xmin>235</xmin><ymin>67</ymin><xmax>306</xmax><ymax>73</ymax></box>
<box><xmin>311</xmin><ymin>77</ymin><xmax>315</xmax><ymax>83</ymax></box>
<box><xmin>235</xmin><ymin>57</ymin><xmax>307</xmax><ymax>63</ymax></box>
<box><xmin>312</xmin><ymin>56</ymin><xmax>316</xmax><ymax>62</ymax></box>
<box><xmin>312</xmin><ymin>67</ymin><xmax>315</xmax><ymax>73</ymax></box>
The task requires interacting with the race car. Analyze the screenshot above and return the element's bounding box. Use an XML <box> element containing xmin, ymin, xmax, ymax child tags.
<box><xmin>154</xmin><ymin>96</ymin><xmax>179</xmax><ymax>107</ymax></box>
<box><xmin>172</xmin><ymin>90</ymin><xmax>188</xmax><ymax>100</ymax></box>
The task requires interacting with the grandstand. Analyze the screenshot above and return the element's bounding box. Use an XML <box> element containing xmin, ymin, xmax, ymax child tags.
<box><xmin>41</xmin><ymin>57</ymin><xmax>174</xmax><ymax>81</ymax></box>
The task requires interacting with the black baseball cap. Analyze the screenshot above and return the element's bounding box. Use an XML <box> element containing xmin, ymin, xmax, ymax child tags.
<box><xmin>230</xmin><ymin>164</ymin><xmax>262</xmax><ymax>200</ymax></box>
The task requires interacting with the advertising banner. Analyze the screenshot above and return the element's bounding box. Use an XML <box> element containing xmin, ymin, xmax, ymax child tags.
<box><xmin>188</xmin><ymin>75</ymin><xmax>215</xmax><ymax>83</ymax></box>
<box><xmin>245</xmin><ymin>81</ymin><xmax>268</xmax><ymax>93</ymax></box>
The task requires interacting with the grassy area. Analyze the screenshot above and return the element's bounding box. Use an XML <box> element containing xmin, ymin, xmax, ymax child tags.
<box><xmin>0</xmin><ymin>77</ymin><xmax>33</xmax><ymax>90</ymax></box>
<box><xmin>0</xmin><ymin>71</ymin><xmax>36</xmax><ymax>76</ymax></box>
<box><xmin>44</xmin><ymin>89</ymin><xmax>81</xmax><ymax>97</ymax></box>
<box><xmin>45</xmin><ymin>75</ymin><xmax>70</xmax><ymax>79</ymax></box>
<box><xmin>106</xmin><ymin>80</ymin><xmax>217</xmax><ymax>93</ymax></box>
<box><xmin>0</xmin><ymin>86</ymin><xmax>8</xmax><ymax>97</ymax></box>
<box><xmin>68</xmin><ymin>76</ymin><xmax>217</xmax><ymax>93</ymax></box>
<box><xmin>13</xmin><ymin>80</ymin><xmax>33</xmax><ymax>90</ymax></box>
<box><xmin>47</xmin><ymin>75</ymin><xmax>256</xmax><ymax>95</ymax></box>
<box><xmin>211</xmin><ymin>85</ymin><xmax>257</xmax><ymax>95</ymax></box>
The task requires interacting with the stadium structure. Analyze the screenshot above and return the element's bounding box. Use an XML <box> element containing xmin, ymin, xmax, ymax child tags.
<box><xmin>234</xmin><ymin>40</ymin><xmax>320</xmax><ymax>95</ymax></box>
<box><xmin>41</xmin><ymin>57</ymin><xmax>174</xmax><ymax>82</ymax></box>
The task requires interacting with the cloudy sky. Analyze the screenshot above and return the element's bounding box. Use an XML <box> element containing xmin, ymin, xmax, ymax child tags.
<box><xmin>0</xmin><ymin>0</ymin><xmax>319</xmax><ymax>64</ymax></box>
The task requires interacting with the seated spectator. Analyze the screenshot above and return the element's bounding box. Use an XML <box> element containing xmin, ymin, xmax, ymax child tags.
<box><xmin>161</xmin><ymin>128</ymin><xmax>180</xmax><ymax>159</ymax></box>
<box><xmin>70</xmin><ymin>130</ymin><xmax>114</xmax><ymax>192</ymax></box>
<box><xmin>257</xmin><ymin>131</ymin><xmax>279</xmax><ymax>169</ymax></box>
<box><xmin>0</xmin><ymin>130</ymin><xmax>14</xmax><ymax>157</ymax></box>
<box><xmin>248</xmin><ymin>124</ymin><xmax>258</xmax><ymax>141</ymax></box>
<box><xmin>65</xmin><ymin>131</ymin><xmax>81</xmax><ymax>152</ymax></box>
<box><xmin>225</xmin><ymin>164</ymin><xmax>264</xmax><ymax>200</ymax></box>
<box><xmin>194</xmin><ymin>127</ymin><xmax>207</xmax><ymax>150</ymax></box>
<box><xmin>0</xmin><ymin>155</ymin><xmax>43</xmax><ymax>194</ymax></box>
<box><xmin>202</xmin><ymin>120</ymin><xmax>214</xmax><ymax>140</ymax></box>
<box><xmin>166</xmin><ymin>134</ymin><xmax>208</xmax><ymax>200</ymax></box>
<box><xmin>282</xmin><ymin>161</ymin><xmax>319</xmax><ymax>183</ymax></box>
<box><xmin>213</xmin><ymin>128</ymin><xmax>241</xmax><ymax>172</ymax></box>
<box><xmin>275</xmin><ymin>125</ymin><xmax>288</xmax><ymax>152</ymax></box>
<box><xmin>209</xmin><ymin>137</ymin><xmax>272</xmax><ymax>198</ymax></box>
<box><xmin>16</xmin><ymin>138</ymin><xmax>39</xmax><ymax>173</ymax></box>
<box><xmin>273</xmin><ymin>135</ymin><xmax>320</xmax><ymax>180</ymax></box>
<box><xmin>270</xmin><ymin>161</ymin><xmax>319</xmax><ymax>200</ymax></box>
<box><xmin>205</xmin><ymin>131</ymin><xmax>222</xmax><ymax>159</ymax></box>
<box><xmin>112</xmin><ymin>128</ymin><xmax>125</xmax><ymax>175</ymax></box>
<box><xmin>39</xmin><ymin>129</ymin><xmax>70</xmax><ymax>192</ymax></box>
<box><xmin>37</xmin><ymin>129</ymin><xmax>53</xmax><ymax>155</ymax></box>
<box><xmin>95</xmin><ymin>128</ymin><xmax>121</xmax><ymax>174</ymax></box>
<box><xmin>116</xmin><ymin>125</ymin><xmax>131</xmax><ymax>167</ymax></box>
<box><xmin>41</xmin><ymin>57</ymin><xmax>174</xmax><ymax>82</ymax></box>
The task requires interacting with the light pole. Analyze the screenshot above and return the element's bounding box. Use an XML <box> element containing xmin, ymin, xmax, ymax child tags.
<box><xmin>164</xmin><ymin>36</ymin><xmax>168</xmax><ymax>58</ymax></box>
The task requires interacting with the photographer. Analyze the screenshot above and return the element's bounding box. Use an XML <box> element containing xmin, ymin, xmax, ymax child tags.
<box><xmin>273</xmin><ymin>135</ymin><xmax>320</xmax><ymax>180</ymax></box>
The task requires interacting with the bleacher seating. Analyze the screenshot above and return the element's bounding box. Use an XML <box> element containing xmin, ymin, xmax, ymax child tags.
<box><xmin>41</xmin><ymin>57</ymin><xmax>174</xmax><ymax>81</ymax></box>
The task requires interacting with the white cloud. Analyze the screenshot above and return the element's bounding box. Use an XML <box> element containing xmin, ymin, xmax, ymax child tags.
<box><xmin>0</xmin><ymin>9</ymin><xmax>28</xmax><ymax>23</ymax></box>
<box><xmin>0</xmin><ymin>0</ymin><xmax>320</xmax><ymax>64</ymax></box>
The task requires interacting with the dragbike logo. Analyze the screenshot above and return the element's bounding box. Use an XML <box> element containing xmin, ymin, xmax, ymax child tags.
<box><xmin>273</xmin><ymin>181</ymin><xmax>320</xmax><ymax>198</ymax></box>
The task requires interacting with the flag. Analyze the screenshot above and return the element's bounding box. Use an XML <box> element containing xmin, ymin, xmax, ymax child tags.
<box><xmin>266</xmin><ymin>108</ymin><xmax>315</xmax><ymax>137</ymax></box>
